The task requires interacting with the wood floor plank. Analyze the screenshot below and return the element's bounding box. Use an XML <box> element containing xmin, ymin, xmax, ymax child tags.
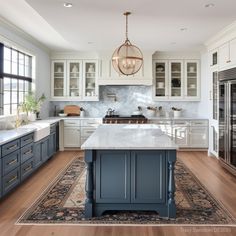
<box><xmin>0</xmin><ymin>151</ymin><xmax>236</xmax><ymax>236</ymax></box>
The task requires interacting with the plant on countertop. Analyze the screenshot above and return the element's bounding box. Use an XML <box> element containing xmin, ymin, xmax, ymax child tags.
<box><xmin>20</xmin><ymin>92</ymin><xmax>46</xmax><ymax>114</ymax></box>
<box><xmin>172</xmin><ymin>107</ymin><xmax>182</xmax><ymax>111</ymax></box>
<box><xmin>147</xmin><ymin>106</ymin><xmax>162</xmax><ymax>111</ymax></box>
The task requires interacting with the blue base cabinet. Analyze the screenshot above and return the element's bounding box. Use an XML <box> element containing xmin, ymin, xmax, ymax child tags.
<box><xmin>85</xmin><ymin>149</ymin><xmax>176</xmax><ymax>219</ymax></box>
<box><xmin>0</xmin><ymin>122</ymin><xmax>59</xmax><ymax>199</ymax></box>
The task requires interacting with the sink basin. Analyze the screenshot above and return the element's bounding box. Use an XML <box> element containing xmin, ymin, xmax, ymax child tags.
<box><xmin>20</xmin><ymin>122</ymin><xmax>50</xmax><ymax>142</ymax></box>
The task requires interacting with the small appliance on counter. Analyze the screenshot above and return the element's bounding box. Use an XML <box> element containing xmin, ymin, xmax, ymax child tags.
<box><xmin>64</xmin><ymin>105</ymin><xmax>80</xmax><ymax>116</ymax></box>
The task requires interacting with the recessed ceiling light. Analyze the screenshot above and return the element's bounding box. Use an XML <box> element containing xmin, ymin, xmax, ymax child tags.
<box><xmin>63</xmin><ymin>3</ymin><xmax>73</xmax><ymax>8</ymax></box>
<box><xmin>88</xmin><ymin>42</ymin><xmax>94</xmax><ymax>44</ymax></box>
<box><xmin>171</xmin><ymin>42</ymin><xmax>176</xmax><ymax>45</ymax></box>
<box><xmin>180</xmin><ymin>28</ymin><xmax>187</xmax><ymax>32</ymax></box>
<box><xmin>205</xmin><ymin>3</ymin><xmax>215</xmax><ymax>8</ymax></box>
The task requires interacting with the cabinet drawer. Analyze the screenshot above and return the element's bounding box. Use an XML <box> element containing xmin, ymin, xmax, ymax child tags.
<box><xmin>172</xmin><ymin>120</ymin><xmax>190</xmax><ymax>126</ymax></box>
<box><xmin>2</xmin><ymin>149</ymin><xmax>20</xmax><ymax>176</ymax></box>
<box><xmin>2</xmin><ymin>139</ymin><xmax>20</xmax><ymax>157</ymax></box>
<box><xmin>64</xmin><ymin>120</ymin><xmax>81</xmax><ymax>127</ymax></box>
<box><xmin>2</xmin><ymin>167</ymin><xmax>20</xmax><ymax>196</ymax></box>
<box><xmin>81</xmin><ymin>128</ymin><xmax>96</xmax><ymax>138</ymax></box>
<box><xmin>190</xmin><ymin>120</ymin><xmax>208</xmax><ymax>126</ymax></box>
<box><xmin>81</xmin><ymin>119</ymin><xmax>102</xmax><ymax>127</ymax></box>
<box><xmin>21</xmin><ymin>143</ymin><xmax>34</xmax><ymax>164</ymax></box>
<box><xmin>148</xmin><ymin>120</ymin><xmax>171</xmax><ymax>125</ymax></box>
<box><xmin>21</xmin><ymin>157</ymin><xmax>34</xmax><ymax>181</ymax></box>
<box><xmin>20</xmin><ymin>133</ymin><xmax>34</xmax><ymax>147</ymax></box>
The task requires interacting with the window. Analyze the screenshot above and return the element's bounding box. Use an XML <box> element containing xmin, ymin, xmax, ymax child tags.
<box><xmin>0</xmin><ymin>43</ymin><xmax>32</xmax><ymax>115</ymax></box>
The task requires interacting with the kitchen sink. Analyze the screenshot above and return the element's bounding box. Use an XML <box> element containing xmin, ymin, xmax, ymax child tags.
<box><xmin>20</xmin><ymin>122</ymin><xmax>50</xmax><ymax>142</ymax></box>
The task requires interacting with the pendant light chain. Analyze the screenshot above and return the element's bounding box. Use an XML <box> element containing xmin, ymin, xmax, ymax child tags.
<box><xmin>125</xmin><ymin>13</ymin><xmax>128</xmax><ymax>41</ymax></box>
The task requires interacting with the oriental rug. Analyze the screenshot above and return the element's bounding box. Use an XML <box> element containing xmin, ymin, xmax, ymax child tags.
<box><xmin>16</xmin><ymin>156</ymin><xmax>236</xmax><ymax>225</ymax></box>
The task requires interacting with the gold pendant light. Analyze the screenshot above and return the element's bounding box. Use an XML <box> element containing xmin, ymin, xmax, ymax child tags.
<box><xmin>112</xmin><ymin>12</ymin><xmax>143</xmax><ymax>76</ymax></box>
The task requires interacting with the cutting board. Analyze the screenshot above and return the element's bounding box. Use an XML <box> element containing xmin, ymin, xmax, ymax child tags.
<box><xmin>64</xmin><ymin>105</ymin><xmax>80</xmax><ymax>116</ymax></box>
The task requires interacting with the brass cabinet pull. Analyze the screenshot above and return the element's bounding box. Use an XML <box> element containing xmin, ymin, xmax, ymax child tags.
<box><xmin>8</xmin><ymin>159</ymin><xmax>17</xmax><ymax>165</ymax></box>
<box><xmin>23</xmin><ymin>138</ymin><xmax>32</xmax><ymax>142</ymax></box>
<box><xmin>8</xmin><ymin>175</ymin><xmax>17</xmax><ymax>184</ymax></box>
<box><xmin>8</xmin><ymin>144</ymin><xmax>17</xmax><ymax>150</ymax></box>
<box><xmin>24</xmin><ymin>166</ymin><xmax>32</xmax><ymax>172</ymax></box>
<box><xmin>24</xmin><ymin>150</ymin><xmax>32</xmax><ymax>155</ymax></box>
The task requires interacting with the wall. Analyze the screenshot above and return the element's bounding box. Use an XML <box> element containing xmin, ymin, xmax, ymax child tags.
<box><xmin>0</xmin><ymin>19</ymin><xmax>51</xmax><ymax>119</ymax></box>
<box><xmin>51</xmin><ymin>85</ymin><xmax>205</xmax><ymax>118</ymax></box>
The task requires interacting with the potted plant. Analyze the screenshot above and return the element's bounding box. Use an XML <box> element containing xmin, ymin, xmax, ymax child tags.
<box><xmin>20</xmin><ymin>92</ymin><xmax>46</xmax><ymax>121</ymax></box>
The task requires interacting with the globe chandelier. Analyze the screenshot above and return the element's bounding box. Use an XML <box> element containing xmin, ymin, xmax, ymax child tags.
<box><xmin>112</xmin><ymin>12</ymin><xmax>143</xmax><ymax>76</ymax></box>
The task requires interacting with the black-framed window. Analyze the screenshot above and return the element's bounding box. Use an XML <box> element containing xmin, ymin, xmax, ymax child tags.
<box><xmin>0</xmin><ymin>43</ymin><xmax>32</xmax><ymax>115</ymax></box>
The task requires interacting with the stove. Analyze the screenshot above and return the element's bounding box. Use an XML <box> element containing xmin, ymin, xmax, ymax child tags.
<box><xmin>103</xmin><ymin>115</ymin><xmax>148</xmax><ymax>124</ymax></box>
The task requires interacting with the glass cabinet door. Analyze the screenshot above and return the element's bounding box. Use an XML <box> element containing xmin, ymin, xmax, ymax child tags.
<box><xmin>154</xmin><ymin>61</ymin><xmax>168</xmax><ymax>98</ymax></box>
<box><xmin>83</xmin><ymin>60</ymin><xmax>98</xmax><ymax>100</ymax></box>
<box><xmin>52</xmin><ymin>61</ymin><xmax>66</xmax><ymax>97</ymax></box>
<box><xmin>170</xmin><ymin>61</ymin><xmax>183</xmax><ymax>98</ymax></box>
<box><xmin>68</xmin><ymin>61</ymin><xmax>82</xmax><ymax>98</ymax></box>
<box><xmin>185</xmin><ymin>61</ymin><xmax>198</xmax><ymax>98</ymax></box>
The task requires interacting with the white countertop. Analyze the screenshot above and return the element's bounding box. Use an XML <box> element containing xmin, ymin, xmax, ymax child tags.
<box><xmin>146</xmin><ymin>116</ymin><xmax>208</xmax><ymax>120</ymax></box>
<box><xmin>81</xmin><ymin>124</ymin><xmax>178</xmax><ymax>150</ymax></box>
<box><xmin>0</xmin><ymin>127</ymin><xmax>36</xmax><ymax>146</ymax></box>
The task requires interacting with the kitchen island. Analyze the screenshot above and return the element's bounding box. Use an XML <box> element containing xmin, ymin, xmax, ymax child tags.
<box><xmin>81</xmin><ymin>124</ymin><xmax>178</xmax><ymax>218</ymax></box>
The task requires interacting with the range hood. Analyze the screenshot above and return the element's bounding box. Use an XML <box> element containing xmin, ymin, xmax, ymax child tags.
<box><xmin>98</xmin><ymin>51</ymin><xmax>153</xmax><ymax>86</ymax></box>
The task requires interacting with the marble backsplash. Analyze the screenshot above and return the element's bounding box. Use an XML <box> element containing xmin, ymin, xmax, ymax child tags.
<box><xmin>50</xmin><ymin>86</ymin><xmax>201</xmax><ymax>118</ymax></box>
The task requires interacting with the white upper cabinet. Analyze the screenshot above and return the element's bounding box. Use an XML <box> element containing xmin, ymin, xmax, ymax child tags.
<box><xmin>51</xmin><ymin>59</ymin><xmax>99</xmax><ymax>101</ymax></box>
<box><xmin>153</xmin><ymin>59</ymin><xmax>200</xmax><ymax>101</ymax></box>
<box><xmin>219</xmin><ymin>38</ymin><xmax>236</xmax><ymax>70</ymax></box>
<box><xmin>52</xmin><ymin>60</ymin><xmax>67</xmax><ymax>98</ymax></box>
<box><xmin>98</xmin><ymin>51</ymin><xmax>153</xmax><ymax>85</ymax></box>
<box><xmin>83</xmin><ymin>60</ymin><xmax>99</xmax><ymax>101</ymax></box>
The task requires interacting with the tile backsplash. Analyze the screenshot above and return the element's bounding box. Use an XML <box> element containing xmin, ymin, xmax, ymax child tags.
<box><xmin>50</xmin><ymin>86</ymin><xmax>201</xmax><ymax>117</ymax></box>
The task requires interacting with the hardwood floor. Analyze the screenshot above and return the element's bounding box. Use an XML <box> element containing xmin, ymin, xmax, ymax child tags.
<box><xmin>0</xmin><ymin>151</ymin><xmax>236</xmax><ymax>236</ymax></box>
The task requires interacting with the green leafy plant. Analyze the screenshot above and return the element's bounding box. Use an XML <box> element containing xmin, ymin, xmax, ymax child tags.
<box><xmin>20</xmin><ymin>92</ymin><xmax>46</xmax><ymax>114</ymax></box>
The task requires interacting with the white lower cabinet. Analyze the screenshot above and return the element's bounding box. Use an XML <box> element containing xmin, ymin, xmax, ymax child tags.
<box><xmin>189</xmin><ymin>126</ymin><xmax>208</xmax><ymax>148</ymax></box>
<box><xmin>63</xmin><ymin>118</ymin><xmax>102</xmax><ymax>148</ymax></box>
<box><xmin>63</xmin><ymin>120</ymin><xmax>81</xmax><ymax>148</ymax></box>
<box><xmin>172</xmin><ymin>125</ymin><xmax>189</xmax><ymax>147</ymax></box>
<box><xmin>64</xmin><ymin>127</ymin><xmax>81</xmax><ymax>147</ymax></box>
<box><xmin>149</xmin><ymin>119</ymin><xmax>208</xmax><ymax>149</ymax></box>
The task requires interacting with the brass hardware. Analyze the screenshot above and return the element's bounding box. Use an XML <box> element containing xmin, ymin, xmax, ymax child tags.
<box><xmin>8</xmin><ymin>144</ymin><xmax>17</xmax><ymax>150</ymax></box>
<box><xmin>24</xmin><ymin>150</ymin><xmax>32</xmax><ymax>155</ymax></box>
<box><xmin>8</xmin><ymin>175</ymin><xmax>17</xmax><ymax>184</ymax></box>
<box><xmin>23</xmin><ymin>138</ymin><xmax>32</xmax><ymax>143</ymax></box>
<box><xmin>24</xmin><ymin>166</ymin><xmax>32</xmax><ymax>172</ymax></box>
<box><xmin>8</xmin><ymin>159</ymin><xmax>17</xmax><ymax>165</ymax></box>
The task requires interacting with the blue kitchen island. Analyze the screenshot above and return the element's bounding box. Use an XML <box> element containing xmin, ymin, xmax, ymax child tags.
<box><xmin>81</xmin><ymin>124</ymin><xmax>178</xmax><ymax>219</ymax></box>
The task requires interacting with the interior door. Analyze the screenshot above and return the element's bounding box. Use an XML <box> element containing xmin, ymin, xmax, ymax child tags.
<box><xmin>218</xmin><ymin>82</ymin><xmax>226</xmax><ymax>161</ymax></box>
<box><xmin>229</xmin><ymin>81</ymin><xmax>236</xmax><ymax>167</ymax></box>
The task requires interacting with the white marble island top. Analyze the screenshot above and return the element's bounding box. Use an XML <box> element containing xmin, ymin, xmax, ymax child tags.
<box><xmin>81</xmin><ymin>124</ymin><xmax>178</xmax><ymax>150</ymax></box>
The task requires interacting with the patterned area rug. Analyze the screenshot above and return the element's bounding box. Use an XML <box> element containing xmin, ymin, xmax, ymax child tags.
<box><xmin>16</xmin><ymin>156</ymin><xmax>236</xmax><ymax>225</ymax></box>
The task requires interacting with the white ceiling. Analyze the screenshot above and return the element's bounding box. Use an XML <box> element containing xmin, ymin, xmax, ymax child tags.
<box><xmin>0</xmin><ymin>0</ymin><xmax>235</xmax><ymax>52</ymax></box>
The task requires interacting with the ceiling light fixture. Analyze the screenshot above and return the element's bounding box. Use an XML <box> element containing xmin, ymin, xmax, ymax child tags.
<box><xmin>180</xmin><ymin>28</ymin><xmax>188</xmax><ymax>32</ymax></box>
<box><xmin>63</xmin><ymin>2</ymin><xmax>73</xmax><ymax>8</ymax></box>
<box><xmin>205</xmin><ymin>3</ymin><xmax>215</xmax><ymax>8</ymax></box>
<box><xmin>111</xmin><ymin>12</ymin><xmax>143</xmax><ymax>76</ymax></box>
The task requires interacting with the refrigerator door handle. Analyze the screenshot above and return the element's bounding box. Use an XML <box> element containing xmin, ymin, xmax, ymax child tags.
<box><xmin>228</xmin><ymin>82</ymin><xmax>231</xmax><ymax>164</ymax></box>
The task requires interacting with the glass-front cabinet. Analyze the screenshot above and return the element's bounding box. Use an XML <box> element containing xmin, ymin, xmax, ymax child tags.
<box><xmin>52</xmin><ymin>61</ymin><xmax>66</xmax><ymax>98</ymax></box>
<box><xmin>153</xmin><ymin>61</ymin><xmax>168</xmax><ymax>99</ymax></box>
<box><xmin>184</xmin><ymin>60</ymin><xmax>200</xmax><ymax>100</ymax></box>
<box><xmin>67</xmin><ymin>61</ymin><xmax>82</xmax><ymax>98</ymax></box>
<box><xmin>153</xmin><ymin>59</ymin><xmax>200</xmax><ymax>101</ymax></box>
<box><xmin>169</xmin><ymin>61</ymin><xmax>183</xmax><ymax>99</ymax></box>
<box><xmin>51</xmin><ymin>60</ymin><xmax>99</xmax><ymax>101</ymax></box>
<box><xmin>83</xmin><ymin>60</ymin><xmax>99</xmax><ymax>101</ymax></box>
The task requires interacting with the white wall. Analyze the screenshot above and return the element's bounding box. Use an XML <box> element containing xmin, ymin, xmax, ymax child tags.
<box><xmin>0</xmin><ymin>20</ymin><xmax>51</xmax><ymax>118</ymax></box>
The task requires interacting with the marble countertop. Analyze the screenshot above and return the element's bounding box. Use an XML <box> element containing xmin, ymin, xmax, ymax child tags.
<box><xmin>146</xmin><ymin>116</ymin><xmax>208</xmax><ymax>120</ymax></box>
<box><xmin>81</xmin><ymin>124</ymin><xmax>178</xmax><ymax>150</ymax></box>
<box><xmin>0</xmin><ymin>127</ymin><xmax>36</xmax><ymax>146</ymax></box>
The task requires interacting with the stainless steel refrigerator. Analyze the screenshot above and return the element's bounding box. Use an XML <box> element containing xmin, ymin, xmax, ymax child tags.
<box><xmin>219</xmin><ymin>68</ymin><xmax>236</xmax><ymax>175</ymax></box>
